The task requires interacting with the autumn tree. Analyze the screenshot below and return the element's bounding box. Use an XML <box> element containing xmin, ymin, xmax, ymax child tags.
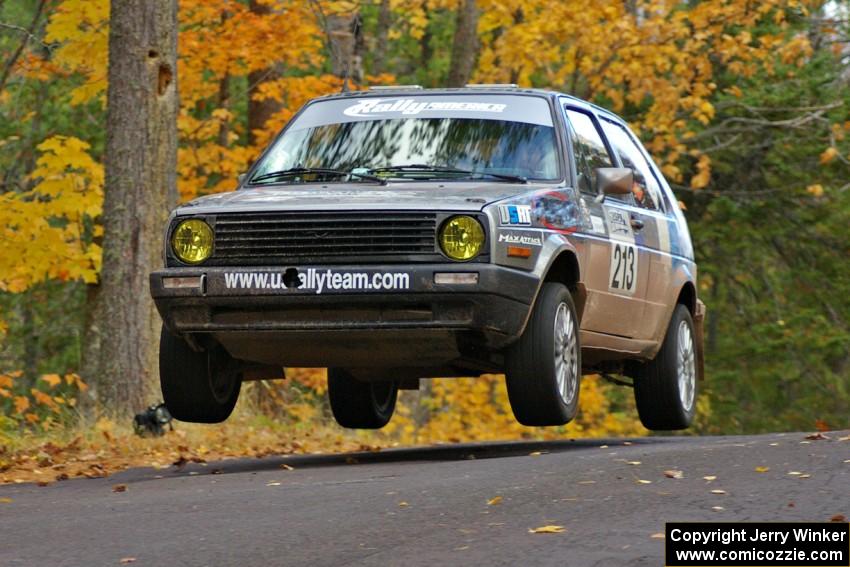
<box><xmin>82</xmin><ymin>0</ymin><xmax>179</xmax><ymax>415</ymax></box>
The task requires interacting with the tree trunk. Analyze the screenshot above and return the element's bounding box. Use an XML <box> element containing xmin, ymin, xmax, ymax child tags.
<box><xmin>446</xmin><ymin>0</ymin><xmax>478</xmax><ymax>87</ymax></box>
<box><xmin>247</xmin><ymin>0</ymin><xmax>282</xmax><ymax>147</ymax></box>
<box><xmin>327</xmin><ymin>11</ymin><xmax>363</xmax><ymax>85</ymax></box>
<box><xmin>371</xmin><ymin>0</ymin><xmax>392</xmax><ymax>75</ymax></box>
<box><xmin>82</xmin><ymin>0</ymin><xmax>178</xmax><ymax>417</ymax></box>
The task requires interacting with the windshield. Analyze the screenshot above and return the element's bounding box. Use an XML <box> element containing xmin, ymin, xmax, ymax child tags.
<box><xmin>250</xmin><ymin>95</ymin><xmax>561</xmax><ymax>183</ymax></box>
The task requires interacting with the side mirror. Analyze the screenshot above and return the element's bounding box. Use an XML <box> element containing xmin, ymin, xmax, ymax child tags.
<box><xmin>237</xmin><ymin>173</ymin><xmax>247</xmax><ymax>186</ymax></box>
<box><xmin>595</xmin><ymin>167</ymin><xmax>633</xmax><ymax>202</ymax></box>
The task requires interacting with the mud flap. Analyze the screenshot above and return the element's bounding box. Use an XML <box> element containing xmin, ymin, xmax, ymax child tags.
<box><xmin>693</xmin><ymin>299</ymin><xmax>706</xmax><ymax>381</ymax></box>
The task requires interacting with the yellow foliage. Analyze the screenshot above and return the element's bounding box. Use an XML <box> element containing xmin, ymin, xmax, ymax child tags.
<box><xmin>475</xmin><ymin>0</ymin><xmax>817</xmax><ymax>181</ymax></box>
<box><xmin>0</xmin><ymin>136</ymin><xmax>103</xmax><ymax>291</ymax></box>
<box><xmin>44</xmin><ymin>0</ymin><xmax>109</xmax><ymax>105</ymax></box>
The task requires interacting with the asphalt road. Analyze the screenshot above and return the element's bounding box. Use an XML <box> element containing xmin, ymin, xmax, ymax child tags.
<box><xmin>1</xmin><ymin>431</ymin><xmax>848</xmax><ymax>567</ymax></box>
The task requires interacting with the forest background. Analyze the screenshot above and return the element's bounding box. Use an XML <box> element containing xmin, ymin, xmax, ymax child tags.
<box><xmin>0</xmin><ymin>0</ymin><xmax>848</xmax><ymax>480</ymax></box>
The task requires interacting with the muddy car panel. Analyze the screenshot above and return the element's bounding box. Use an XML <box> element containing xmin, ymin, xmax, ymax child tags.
<box><xmin>151</xmin><ymin>87</ymin><xmax>701</xmax><ymax>378</ymax></box>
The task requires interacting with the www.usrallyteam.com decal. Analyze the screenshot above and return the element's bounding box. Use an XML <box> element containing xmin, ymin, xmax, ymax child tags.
<box><xmin>224</xmin><ymin>269</ymin><xmax>411</xmax><ymax>295</ymax></box>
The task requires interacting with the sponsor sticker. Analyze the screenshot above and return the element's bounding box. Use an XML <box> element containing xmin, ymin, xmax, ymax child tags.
<box><xmin>223</xmin><ymin>269</ymin><xmax>411</xmax><ymax>295</ymax></box>
<box><xmin>499</xmin><ymin>204</ymin><xmax>532</xmax><ymax>226</ymax></box>
<box><xmin>603</xmin><ymin>207</ymin><xmax>634</xmax><ymax>242</ymax></box>
<box><xmin>498</xmin><ymin>232</ymin><xmax>543</xmax><ymax>247</ymax></box>
<box><xmin>343</xmin><ymin>98</ymin><xmax>507</xmax><ymax>118</ymax></box>
<box><xmin>590</xmin><ymin>215</ymin><xmax>606</xmax><ymax>234</ymax></box>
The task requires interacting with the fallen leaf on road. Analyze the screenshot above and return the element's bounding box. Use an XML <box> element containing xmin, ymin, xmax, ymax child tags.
<box><xmin>623</xmin><ymin>441</ymin><xmax>633</xmax><ymax>446</ymax></box>
<box><xmin>487</xmin><ymin>496</ymin><xmax>503</xmax><ymax>506</ymax></box>
<box><xmin>799</xmin><ymin>474</ymin><xmax>811</xmax><ymax>479</ymax></box>
<box><xmin>711</xmin><ymin>489</ymin><xmax>727</xmax><ymax>495</ymax></box>
<box><xmin>119</xmin><ymin>558</ymin><xmax>136</xmax><ymax>564</ymax></box>
<box><xmin>664</xmin><ymin>470</ymin><xmax>684</xmax><ymax>479</ymax></box>
<box><xmin>529</xmin><ymin>451</ymin><xmax>543</xmax><ymax>457</ymax></box>
<box><xmin>627</xmin><ymin>461</ymin><xmax>642</xmax><ymax>466</ymax></box>
<box><xmin>529</xmin><ymin>525</ymin><xmax>565</xmax><ymax>534</ymax></box>
<box><xmin>398</xmin><ymin>501</ymin><xmax>409</xmax><ymax>507</ymax></box>
<box><xmin>637</xmin><ymin>479</ymin><xmax>652</xmax><ymax>484</ymax></box>
<box><xmin>703</xmin><ymin>475</ymin><xmax>717</xmax><ymax>481</ymax></box>
<box><xmin>112</xmin><ymin>484</ymin><xmax>127</xmax><ymax>493</ymax></box>
<box><xmin>755</xmin><ymin>466</ymin><xmax>770</xmax><ymax>473</ymax></box>
<box><xmin>788</xmin><ymin>471</ymin><xmax>803</xmax><ymax>476</ymax></box>
<box><xmin>266</xmin><ymin>482</ymin><xmax>281</xmax><ymax>486</ymax></box>
<box><xmin>712</xmin><ymin>506</ymin><xmax>725</xmax><ymax>511</ymax></box>
<box><xmin>651</xmin><ymin>533</ymin><xmax>665</xmax><ymax>539</ymax></box>
<box><xmin>578</xmin><ymin>480</ymin><xmax>595</xmax><ymax>485</ymax></box>
<box><xmin>805</xmin><ymin>432</ymin><xmax>830</xmax><ymax>441</ymax></box>
<box><xmin>769</xmin><ymin>442</ymin><xmax>779</xmax><ymax>446</ymax></box>
<box><xmin>830</xmin><ymin>514</ymin><xmax>847</xmax><ymax>522</ymax></box>
<box><xmin>837</xmin><ymin>435</ymin><xmax>850</xmax><ymax>442</ymax></box>
<box><xmin>280</xmin><ymin>464</ymin><xmax>294</xmax><ymax>471</ymax></box>
<box><xmin>0</xmin><ymin>497</ymin><xmax>12</xmax><ymax>503</ymax></box>
<box><xmin>598</xmin><ymin>445</ymin><xmax>609</xmax><ymax>449</ymax></box>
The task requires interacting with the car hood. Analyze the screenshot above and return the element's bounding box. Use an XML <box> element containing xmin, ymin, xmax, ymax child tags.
<box><xmin>175</xmin><ymin>182</ymin><xmax>543</xmax><ymax>215</ymax></box>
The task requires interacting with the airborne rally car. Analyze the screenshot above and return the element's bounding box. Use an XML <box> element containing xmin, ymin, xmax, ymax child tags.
<box><xmin>151</xmin><ymin>86</ymin><xmax>705</xmax><ymax>431</ymax></box>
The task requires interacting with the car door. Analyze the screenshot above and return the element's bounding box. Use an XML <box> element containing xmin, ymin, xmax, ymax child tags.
<box><xmin>563</xmin><ymin>106</ymin><xmax>648</xmax><ymax>338</ymax></box>
<box><xmin>598</xmin><ymin>116</ymin><xmax>672</xmax><ymax>340</ymax></box>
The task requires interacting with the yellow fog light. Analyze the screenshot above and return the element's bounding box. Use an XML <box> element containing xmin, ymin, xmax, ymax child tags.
<box><xmin>439</xmin><ymin>215</ymin><xmax>485</xmax><ymax>261</ymax></box>
<box><xmin>171</xmin><ymin>219</ymin><xmax>213</xmax><ymax>264</ymax></box>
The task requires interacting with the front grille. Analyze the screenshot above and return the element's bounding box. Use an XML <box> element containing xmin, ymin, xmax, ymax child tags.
<box><xmin>211</xmin><ymin>212</ymin><xmax>438</xmax><ymax>263</ymax></box>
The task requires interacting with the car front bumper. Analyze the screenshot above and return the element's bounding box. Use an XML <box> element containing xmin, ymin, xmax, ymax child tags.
<box><xmin>150</xmin><ymin>263</ymin><xmax>538</xmax><ymax>369</ymax></box>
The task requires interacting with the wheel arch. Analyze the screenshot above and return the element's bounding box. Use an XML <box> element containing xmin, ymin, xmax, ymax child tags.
<box><xmin>541</xmin><ymin>248</ymin><xmax>585</xmax><ymax>322</ymax></box>
<box><xmin>676</xmin><ymin>280</ymin><xmax>697</xmax><ymax>315</ymax></box>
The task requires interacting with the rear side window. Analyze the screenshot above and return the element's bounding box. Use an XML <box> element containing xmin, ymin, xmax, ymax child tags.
<box><xmin>565</xmin><ymin>108</ymin><xmax>617</xmax><ymax>197</ymax></box>
<box><xmin>599</xmin><ymin>119</ymin><xmax>664</xmax><ymax>212</ymax></box>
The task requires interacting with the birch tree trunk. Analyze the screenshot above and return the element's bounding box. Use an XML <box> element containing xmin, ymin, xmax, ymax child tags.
<box><xmin>83</xmin><ymin>0</ymin><xmax>178</xmax><ymax>417</ymax></box>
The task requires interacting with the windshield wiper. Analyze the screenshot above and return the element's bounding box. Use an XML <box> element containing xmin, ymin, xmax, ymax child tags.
<box><xmin>369</xmin><ymin>164</ymin><xmax>527</xmax><ymax>184</ymax></box>
<box><xmin>250</xmin><ymin>167</ymin><xmax>387</xmax><ymax>185</ymax></box>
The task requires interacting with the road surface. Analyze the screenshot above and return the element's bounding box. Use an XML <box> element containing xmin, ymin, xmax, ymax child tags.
<box><xmin>1</xmin><ymin>432</ymin><xmax>848</xmax><ymax>566</ymax></box>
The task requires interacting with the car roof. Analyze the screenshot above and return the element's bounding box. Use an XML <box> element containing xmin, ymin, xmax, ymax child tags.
<box><xmin>312</xmin><ymin>86</ymin><xmax>627</xmax><ymax>125</ymax></box>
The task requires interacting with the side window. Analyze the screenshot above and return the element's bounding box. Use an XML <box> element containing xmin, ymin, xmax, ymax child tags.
<box><xmin>600</xmin><ymin>119</ymin><xmax>664</xmax><ymax>212</ymax></box>
<box><xmin>565</xmin><ymin>108</ymin><xmax>618</xmax><ymax>198</ymax></box>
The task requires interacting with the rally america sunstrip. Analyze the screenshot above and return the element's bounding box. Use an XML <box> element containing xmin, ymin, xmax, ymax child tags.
<box><xmin>151</xmin><ymin>85</ymin><xmax>706</xmax><ymax>430</ymax></box>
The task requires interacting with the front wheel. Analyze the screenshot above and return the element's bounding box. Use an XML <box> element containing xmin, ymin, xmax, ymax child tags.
<box><xmin>633</xmin><ymin>304</ymin><xmax>698</xmax><ymax>430</ymax></box>
<box><xmin>159</xmin><ymin>326</ymin><xmax>241</xmax><ymax>423</ymax></box>
<box><xmin>505</xmin><ymin>282</ymin><xmax>581</xmax><ymax>426</ymax></box>
<box><xmin>327</xmin><ymin>369</ymin><xmax>398</xmax><ymax>429</ymax></box>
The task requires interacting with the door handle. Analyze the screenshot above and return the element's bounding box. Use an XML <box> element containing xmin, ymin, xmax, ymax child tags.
<box><xmin>630</xmin><ymin>217</ymin><xmax>645</xmax><ymax>231</ymax></box>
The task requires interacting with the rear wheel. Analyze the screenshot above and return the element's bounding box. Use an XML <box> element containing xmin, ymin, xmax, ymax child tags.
<box><xmin>159</xmin><ymin>326</ymin><xmax>241</xmax><ymax>423</ymax></box>
<box><xmin>327</xmin><ymin>368</ymin><xmax>398</xmax><ymax>429</ymax></box>
<box><xmin>505</xmin><ymin>282</ymin><xmax>581</xmax><ymax>426</ymax></box>
<box><xmin>634</xmin><ymin>305</ymin><xmax>697</xmax><ymax>430</ymax></box>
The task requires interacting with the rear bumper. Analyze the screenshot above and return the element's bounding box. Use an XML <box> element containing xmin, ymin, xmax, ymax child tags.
<box><xmin>150</xmin><ymin>263</ymin><xmax>538</xmax><ymax>367</ymax></box>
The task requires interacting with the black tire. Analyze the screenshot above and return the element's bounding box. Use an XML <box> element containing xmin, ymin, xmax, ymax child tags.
<box><xmin>159</xmin><ymin>326</ymin><xmax>241</xmax><ymax>423</ymax></box>
<box><xmin>505</xmin><ymin>282</ymin><xmax>581</xmax><ymax>426</ymax></box>
<box><xmin>327</xmin><ymin>369</ymin><xmax>397</xmax><ymax>429</ymax></box>
<box><xmin>634</xmin><ymin>304</ymin><xmax>698</xmax><ymax>430</ymax></box>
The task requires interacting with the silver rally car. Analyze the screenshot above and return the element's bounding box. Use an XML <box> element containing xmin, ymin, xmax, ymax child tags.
<box><xmin>151</xmin><ymin>86</ymin><xmax>705</xmax><ymax>431</ymax></box>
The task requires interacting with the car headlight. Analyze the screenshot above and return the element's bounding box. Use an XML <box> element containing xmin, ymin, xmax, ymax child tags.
<box><xmin>439</xmin><ymin>215</ymin><xmax>485</xmax><ymax>261</ymax></box>
<box><xmin>171</xmin><ymin>219</ymin><xmax>213</xmax><ymax>264</ymax></box>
